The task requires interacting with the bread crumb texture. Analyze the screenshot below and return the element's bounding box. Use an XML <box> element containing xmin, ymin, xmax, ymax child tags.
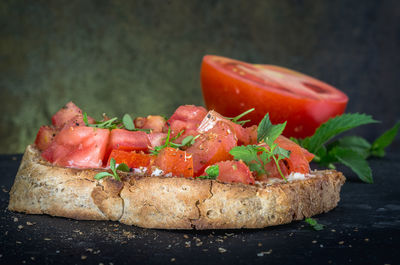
<box><xmin>8</xmin><ymin>145</ymin><xmax>345</xmax><ymax>229</ymax></box>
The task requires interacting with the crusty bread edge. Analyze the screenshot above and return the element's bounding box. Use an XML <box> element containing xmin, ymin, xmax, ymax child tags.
<box><xmin>8</xmin><ymin>145</ymin><xmax>346</xmax><ymax>229</ymax></box>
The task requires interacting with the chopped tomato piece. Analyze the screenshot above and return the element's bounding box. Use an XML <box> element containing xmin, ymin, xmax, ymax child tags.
<box><xmin>105</xmin><ymin>129</ymin><xmax>150</xmax><ymax>161</ymax></box>
<box><xmin>134</xmin><ymin>115</ymin><xmax>167</xmax><ymax>133</ymax></box>
<box><xmin>51</xmin><ymin>102</ymin><xmax>94</xmax><ymax>128</ymax></box>
<box><xmin>274</xmin><ymin>135</ymin><xmax>314</xmax><ymax>174</ymax></box>
<box><xmin>155</xmin><ymin>147</ymin><xmax>193</xmax><ymax>178</ymax></box>
<box><xmin>214</xmin><ymin>160</ymin><xmax>255</xmax><ymax>184</ymax></box>
<box><xmin>186</xmin><ymin>121</ymin><xmax>237</xmax><ymax>177</ymax></box>
<box><xmin>41</xmin><ymin>126</ymin><xmax>110</xmax><ymax>168</ymax></box>
<box><xmin>256</xmin><ymin>159</ymin><xmax>289</xmax><ymax>181</ymax></box>
<box><xmin>197</xmin><ymin>110</ymin><xmax>257</xmax><ymax>145</ymax></box>
<box><xmin>148</xmin><ymin>132</ymin><xmax>167</xmax><ymax>148</ymax></box>
<box><xmin>35</xmin><ymin>126</ymin><xmax>58</xmax><ymax>151</ymax></box>
<box><xmin>107</xmin><ymin>149</ymin><xmax>153</xmax><ymax>170</ymax></box>
<box><xmin>168</xmin><ymin>105</ymin><xmax>207</xmax><ymax>141</ymax></box>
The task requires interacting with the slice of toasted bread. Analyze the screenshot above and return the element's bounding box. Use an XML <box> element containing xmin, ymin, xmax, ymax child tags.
<box><xmin>8</xmin><ymin>145</ymin><xmax>345</xmax><ymax>229</ymax></box>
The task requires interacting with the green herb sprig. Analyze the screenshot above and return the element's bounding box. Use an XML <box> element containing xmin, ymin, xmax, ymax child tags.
<box><xmin>229</xmin><ymin>114</ymin><xmax>290</xmax><ymax>181</ymax></box>
<box><xmin>294</xmin><ymin>114</ymin><xmax>399</xmax><ymax>184</ymax></box>
<box><xmin>226</xmin><ymin>108</ymin><xmax>255</xmax><ymax>126</ymax></box>
<box><xmin>198</xmin><ymin>165</ymin><xmax>219</xmax><ymax>179</ymax></box>
<box><xmin>304</xmin><ymin>217</ymin><xmax>324</xmax><ymax>231</ymax></box>
<box><xmin>150</xmin><ymin>128</ymin><xmax>199</xmax><ymax>155</ymax></box>
<box><xmin>94</xmin><ymin>158</ymin><xmax>130</xmax><ymax>181</ymax></box>
<box><xmin>83</xmin><ymin>112</ymin><xmax>150</xmax><ymax>132</ymax></box>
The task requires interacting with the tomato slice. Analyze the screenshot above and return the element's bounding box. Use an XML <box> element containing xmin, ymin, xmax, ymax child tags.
<box><xmin>201</xmin><ymin>55</ymin><xmax>348</xmax><ymax>138</ymax></box>
<box><xmin>214</xmin><ymin>160</ymin><xmax>255</xmax><ymax>185</ymax></box>
<box><xmin>155</xmin><ymin>147</ymin><xmax>193</xmax><ymax>178</ymax></box>
<box><xmin>186</xmin><ymin>121</ymin><xmax>237</xmax><ymax>177</ymax></box>
<box><xmin>107</xmin><ymin>149</ymin><xmax>153</xmax><ymax>171</ymax></box>
<box><xmin>41</xmin><ymin>126</ymin><xmax>110</xmax><ymax>168</ymax></box>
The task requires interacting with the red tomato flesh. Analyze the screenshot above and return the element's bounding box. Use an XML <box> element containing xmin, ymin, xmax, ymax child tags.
<box><xmin>52</xmin><ymin>102</ymin><xmax>95</xmax><ymax>128</ymax></box>
<box><xmin>214</xmin><ymin>160</ymin><xmax>255</xmax><ymax>185</ymax></box>
<box><xmin>35</xmin><ymin>126</ymin><xmax>58</xmax><ymax>151</ymax></box>
<box><xmin>134</xmin><ymin>115</ymin><xmax>167</xmax><ymax>133</ymax></box>
<box><xmin>41</xmin><ymin>126</ymin><xmax>110</xmax><ymax>168</ymax></box>
<box><xmin>201</xmin><ymin>55</ymin><xmax>348</xmax><ymax>138</ymax></box>
<box><xmin>186</xmin><ymin>121</ymin><xmax>237</xmax><ymax>177</ymax></box>
<box><xmin>106</xmin><ymin>129</ymin><xmax>150</xmax><ymax>161</ymax></box>
<box><xmin>107</xmin><ymin>149</ymin><xmax>153</xmax><ymax>170</ymax></box>
<box><xmin>155</xmin><ymin>147</ymin><xmax>193</xmax><ymax>178</ymax></box>
<box><xmin>168</xmin><ymin>105</ymin><xmax>207</xmax><ymax>141</ymax></box>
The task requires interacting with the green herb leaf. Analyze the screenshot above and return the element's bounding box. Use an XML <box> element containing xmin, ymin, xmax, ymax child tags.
<box><xmin>330</xmin><ymin>146</ymin><xmax>373</xmax><ymax>183</ymax></box>
<box><xmin>305</xmin><ymin>217</ymin><xmax>324</xmax><ymax>231</ymax></box>
<box><xmin>229</xmin><ymin>145</ymin><xmax>259</xmax><ymax>164</ymax></box>
<box><xmin>301</xmin><ymin>113</ymin><xmax>378</xmax><ymax>154</ymax></box>
<box><xmin>257</xmin><ymin>113</ymin><xmax>287</xmax><ymax>145</ymax></box>
<box><xmin>122</xmin><ymin>114</ymin><xmax>135</xmax><ymax>130</ymax></box>
<box><xmin>197</xmin><ymin>175</ymin><xmax>216</xmax><ymax>179</ymax></box>
<box><xmin>94</xmin><ymin>172</ymin><xmax>115</xmax><ymax>180</ymax></box>
<box><xmin>328</xmin><ymin>136</ymin><xmax>371</xmax><ymax>159</ymax></box>
<box><xmin>370</xmin><ymin>121</ymin><xmax>400</xmax><ymax>157</ymax></box>
<box><xmin>116</xmin><ymin>163</ymin><xmax>130</xmax><ymax>172</ymax></box>
<box><xmin>205</xmin><ymin>165</ymin><xmax>219</xmax><ymax>178</ymax></box>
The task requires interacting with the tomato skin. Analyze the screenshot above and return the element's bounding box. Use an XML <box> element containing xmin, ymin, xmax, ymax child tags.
<box><xmin>155</xmin><ymin>147</ymin><xmax>193</xmax><ymax>178</ymax></box>
<box><xmin>214</xmin><ymin>160</ymin><xmax>255</xmax><ymax>185</ymax></box>
<box><xmin>201</xmin><ymin>55</ymin><xmax>348</xmax><ymax>138</ymax></box>
<box><xmin>186</xmin><ymin>121</ymin><xmax>237</xmax><ymax>177</ymax></box>
<box><xmin>105</xmin><ymin>129</ymin><xmax>150</xmax><ymax>161</ymax></box>
<box><xmin>107</xmin><ymin>149</ymin><xmax>153</xmax><ymax>170</ymax></box>
<box><xmin>41</xmin><ymin>126</ymin><xmax>110</xmax><ymax>168</ymax></box>
<box><xmin>35</xmin><ymin>126</ymin><xmax>58</xmax><ymax>151</ymax></box>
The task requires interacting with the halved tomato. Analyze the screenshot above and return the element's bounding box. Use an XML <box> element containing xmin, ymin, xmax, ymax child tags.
<box><xmin>186</xmin><ymin>121</ymin><xmax>237</xmax><ymax>177</ymax></box>
<box><xmin>107</xmin><ymin>149</ymin><xmax>153</xmax><ymax>170</ymax></box>
<box><xmin>201</xmin><ymin>55</ymin><xmax>348</xmax><ymax>138</ymax></box>
<box><xmin>155</xmin><ymin>147</ymin><xmax>193</xmax><ymax>178</ymax></box>
<box><xmin>214</xmin><ymin>160</ymin><xmax>255</xmax><ymax>185</ymax></box>
<box><xmin>41</xmin><ymin>126</ymin><xmax>110</xmax><ymax>168</ymax></box>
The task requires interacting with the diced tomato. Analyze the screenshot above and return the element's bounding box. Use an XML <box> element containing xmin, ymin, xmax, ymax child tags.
<box><xmin>107</xmin><ymin>149</ymin><xmax>153</xmax><ymax>170</ymax></box>
<box><xmin>134</xmin><ymin>115</ymin><xmax>167</xmax><ymax>133</ymax></box>
<box><xmin>197</xmin><ymin>110</ymin><xmax>257</xmax><ymax>145</ymax></box>
<box><xmin>214</xmin><ymin>160</ymin><xmax>255</xmax><ymax>185</ymax></box>
<box><xmin>201</xmin><ymin>55</ymin><xmax>348</xmax><ymax>138</ymax></box>
<box><xmin>256</xmin><ymin>159</ymin><xmax>289</xmax><ymax>181</ymax></box>
<box><xmin>155</xmin><ymin>147</ymin><xmax>193</xmax><ymax>178</ymax></box>
<box><xmin>168</xmin><ymin>105</ymin><xmax>207</xmax><ymax>141</ymax></box>
<box><xmin>186</xmin><ymin>121</ymin><xmax>237</xmax><ymax>177</ymax></box>
<box><xmin>34</xmin><ymin>126</ymin><xmax>58</xmax><ymax>151</ymax></box>
<box><xmin>105</xmin><ymin>129</ymin><xmax>151</xmax><ymax>161</ymax></box>
<box><xmin>51</xmin><ymin>102</ymin><xmax>95</xmax><ymax>128</ymax></box>
<box><xmin>41</xmin><ymin>126</ymin><xmax>110</xmax><ymax>168</ymax></box>
<box><xmin>274</xmin><ymin>135</ymin><xmax>314</xmax><ymax>174</ymax></box>
<box><xmin>148</xmin><ymin>132</ymin><xmax>167</xmax><ymax>148</ymax></box>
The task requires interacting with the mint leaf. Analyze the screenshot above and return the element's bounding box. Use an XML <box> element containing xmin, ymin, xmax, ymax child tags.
<box><xmin>301</xmin><ymin>113</ymin><xmax>378</xmax><ymax>154</ymax></box>
<box><xmin>330</xmin><ymin>146</ymin><xmax>373</xmax><ymax>183</ymax></box>
<box><xmin>229</xmin><ymin>145</ymin><xmax>259</xmax><ymax>164</ymax></box>
<box><xmin>116</xmin><ymin>163</ymin><xmax>130</xmax><ymax>172</ymax></box>
<box><xmin>227</xmin><ymin>108</ymin><xmax>255</xmax><ymax>126</ymax></box>
<box><xmin>329</xmin><ymin>136</ymin><xmax>371</xmax><ymax>159</ymax></box>
<box><xmin>257</xmin><ymin>113</ymin><xmax>286</xmax><ymax>145</ymax></box>
<box><xmin>370</xmin><ymin>121</ymin><xmax>400</xmax><ymax>157</ymax></box>
<box><xmin>305</xmin><ymin>217</ymin><xmax>324</xmax><ymax>231</ymax></box>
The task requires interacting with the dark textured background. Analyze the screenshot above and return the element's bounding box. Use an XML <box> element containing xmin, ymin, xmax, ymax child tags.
<box><xmin>1</xmin><ymin>0</ymin><xmax>399</xmax><ymax>153</ymax></box>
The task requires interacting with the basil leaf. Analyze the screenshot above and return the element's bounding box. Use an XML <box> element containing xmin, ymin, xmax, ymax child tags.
<box><xmin>122</xmin><ymin>114</ymin><xmax>136</xmax><ymax>131</ymax></box>
<box><xmin>305</xmin><ymin>217</ymin><xmax>324</xmax><ymax>231</ymax></box>
<box><xmin>370</xmin><ymin>121</ymin><xmax>400</xmax><ymax>157</ymax></box>
<box><xmin>94</xmin><ymin>172</ymin><xmax>114</xmax><ymax>180</ymax></box>
<box><xmin>301</xmin><ymin>113</ymin><xmax>378</xmax><ymax>154</ymax></box>
<box><xmin>330</xmin><ymin>146</ymin><xmax>373</xmax><ymax>183</ymax></box>
<box><xmin>116</xmin><ymin>163</ymin><xmax>130</xmax><ymax>172</ymax></box>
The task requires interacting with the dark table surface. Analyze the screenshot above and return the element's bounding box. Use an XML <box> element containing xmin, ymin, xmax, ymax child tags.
<box><xmin>1</xmin><ymin>152</ymin><xmax>399</xmax><ymax>265</ymax></box>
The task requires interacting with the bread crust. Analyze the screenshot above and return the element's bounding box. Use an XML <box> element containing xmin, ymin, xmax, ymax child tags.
<box><xmin>8</xmin><ymin>145</ymin><xmax>345</xmax><ymax>229</ymax></box>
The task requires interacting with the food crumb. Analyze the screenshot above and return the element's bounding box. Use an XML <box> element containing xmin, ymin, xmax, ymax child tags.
<box><xmin>349</xmin><ymin>244</ymin><xmax>352</xmax><ymax>248</ymax></box>
<box><xmin>56</xmin><ymin>250</ymin><xmax>60</xmax><ymax>254</ymax></box>
<box><xmin>26</xmin><ymin>222</ymin><xmax>34</xmax><ymax>226</ymax></box>
<box><xmin>257</xmin><ymin>243</ymin><xmax>262</xmax><ymax>247</ymax></box>
<box><xmin>2</xmin><ymin>188</ymin><xmax>8</xmax><ymax>193</ymax></box>
<box><xmin>312</xmin><ymin>240</ymin><xmax>317</xmax><ymax>244</ymax></box>
<box><xmin>17</xmin><ymin>225</ymin><xmax>24</xmax><ymax>230</ymax></box>
<box><xmin>196</xmin><ymin>241</ymin><xmax>203</xmax><ymax>247</ymax></box>
<box><xmin>338</xmin><ymin>241</ymin><xmax>344</xmax><ymax>245</ymax></box>
<box><xmin>183</xmin><ymin>234</ymin><xmax>189</xmax><ymax>239</ymax></box>
<box><xmin>30</xmin><ymin>257</ymin><xmax>35</xmax><ymax>261</ymax></box>
<box><xmin>331</xmin><ymin>229</ymin><xmax>336</xmax><ymax>232</ymax></box>
<box><xmin>22</xmin><ymin>260</ymin><xmax>26</xmax><ymax>264</ymax></box>
<box><xmin>81</xmin><ymin>255</ymin><xmax>87</xmax><ymax>260</ymax></box>
<box><xmin>364</xmin><ymin>238</ymin><xmax>370</xmax><ymax>242</ymax></box>
<box><xmin>170</xmin><ymin>258</ymin><xmax>176</xmax><ymax>262</ymax></box>
<box><xmin>185</xmin><ymin>241</ymin><xmax>191</xmax><ymax>248</ymax></box>
<box><xmin>16</xmin><ymin>241</ymin><xmax>22</xmax><ymax>244</ymax></box>
<box><xmin>86</xmin><ymin>248</ymin><xmax>93</xmax><ymax>253</ymax></box>
<box><xmin>218</xmin><ymin>247</ymin><xmax>227</xmax><ymax>253</ymax></box>
<box><xmin>320</xmin><ymin>244</ymin><xmax>324</xmax><ymax>248</ymax></box>
<box><xmin>202</xmin><ymin>249</ymin><xmax>208</xmax><ymax>252</ymax></box>
<box><xmin>13</xmin><ymin>217</ymin><xmax>18</xmax><ymax>222</ymax></box>
<box><xmin>44</xmin><ymin>238</ymin><xmax>51</xmax><ymax>241</ymax></box>
<box><xmin>257</xmin><ymin>249</ymin><xmax>273</xmax><ymax>256</ymax></box>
